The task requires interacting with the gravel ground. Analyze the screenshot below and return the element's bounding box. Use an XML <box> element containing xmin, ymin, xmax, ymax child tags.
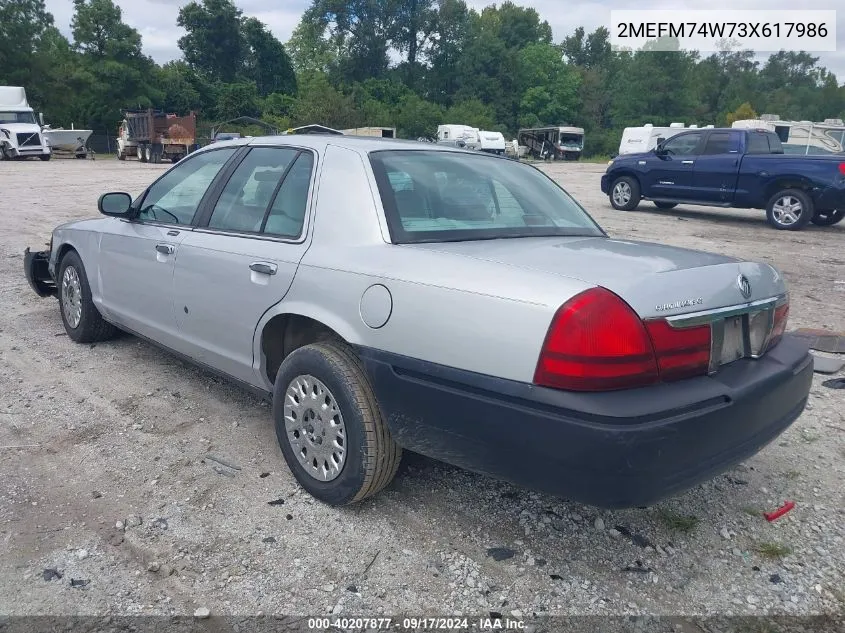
<box><xmin>0</xmin><ymin>157</ymin><xmax>843</xmax><ymax>622</ymax></box>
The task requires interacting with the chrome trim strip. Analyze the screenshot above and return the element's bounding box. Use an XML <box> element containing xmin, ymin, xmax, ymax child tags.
<box><xmin>665</xmin><ymin>295</ymin><xmax>785</xmax><ymax>328</ymax></box>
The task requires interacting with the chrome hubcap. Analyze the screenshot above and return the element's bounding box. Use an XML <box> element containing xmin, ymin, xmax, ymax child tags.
<box><xmin>772</xmin><ymin>196</ymin><xmax>802</xmax><ymax>225</ymax></box>
<box><xmin>612</xmin><ymin>182</ymin><xmax>631</xmax><ymax>205</ymax></box>
<box><xmin>61</xmin><ymin>266</ymin><xmax>83</xmax><ymax>328</ymax></box>
<box><xmin>283</xmin><ymin>375</ymin><xmax>346</xmax><ymax>482</ymax></box>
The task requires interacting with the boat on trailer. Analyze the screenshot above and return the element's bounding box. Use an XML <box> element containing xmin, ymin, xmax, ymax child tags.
<box><xmin>42</xmin><ymin>125</ymin><xmax>93</xmax><ymax>158</ymax></box>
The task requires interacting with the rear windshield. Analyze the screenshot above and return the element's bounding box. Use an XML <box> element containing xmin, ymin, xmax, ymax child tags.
<box><xmin>369</xmin><ymin>150</ymin><xmax>604</xmax><ymax>243</ymax></box>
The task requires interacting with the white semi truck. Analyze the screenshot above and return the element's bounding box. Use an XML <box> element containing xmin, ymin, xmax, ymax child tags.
<box><xmin>0</xmin><ymin>86</ymin><xmax>51</xmax><ymax>161</ymax></box>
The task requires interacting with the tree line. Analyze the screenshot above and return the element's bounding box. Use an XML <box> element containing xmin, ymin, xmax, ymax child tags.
<box><xmin>2</xmin><ymin>0</ymin><xmax>844</xmax><ymax>156</ymax></box>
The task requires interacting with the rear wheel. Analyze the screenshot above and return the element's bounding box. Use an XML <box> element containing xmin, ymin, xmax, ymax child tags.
<box><xmin>654</xmin><ymin>201</ymin><xmax>678</xmax><ymax>210</ymax></box>
<box><xmin>117</xmin><ymin>150</ymin><xmax>126</xmax><ymax>161</ymax></box>
<box><xmin>39</xmin><ymin>154</ymin><xmax>51</xmax><ymax>161</ymax></box>
<box><xmin>144</xmin><ymin>146</ymin><xmax>153</xmax><ymax>163</ymax></box>
<box><xmin>610</xmin><ymin>176</ymin><xmax>641</xmax><ymax>211</ymax></box>
<box><xmin>58</xmin><ymin>251</ymin><xmax>117</xmax><ymax>343</ymax></box>
<box><xmin>811</xmin><ymin>209</ymin><xmax>845</xmax><ymax>227</ymax></box>
<box><xmin>137</xmin><ymin>146</ymin><xmax>147</xmax><ymax>162</ymax></box>
<box><xmin>272</xmin><ymin>341</ymin><xmax>402</xmax><ymax>506</ymax></box>
<box><xmin>765</xmin><ymin>188</ymin><xmax>814</xmax><ymax>230</ymax></box>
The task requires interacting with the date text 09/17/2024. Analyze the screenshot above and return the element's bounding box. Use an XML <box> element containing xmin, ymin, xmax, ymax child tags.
<box><xmin>306</xmin><ymin>616</ymin><xmax>526</xmax><ymax>630</ymax></box>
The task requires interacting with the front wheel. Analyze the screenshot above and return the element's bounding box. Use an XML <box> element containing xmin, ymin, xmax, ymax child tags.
<box><xmin>609</xmin><ymin>176</ymin><xmax>641</xmax><ymax>211</ymax></box>
<box><xmin>58</xmin><ymin>251</ymin><xmax>117</xmax><ymax>343</ymax></box>
<box><xmin>811</xmin><ymin>209</ymin><xmax>845</xmax><ymax>227</ymax></box>
<box><xmin>272</xmin><ymin>341</ymin><xmax>402</xmax><ymax>506</ymax></box>
<box><xmin>765</xmin><ymin>188</ymin><xmax>814</xmax><ymax>230</ymax></box>
<box><xmin>39</xmin><ymin>154</ymin><xmax>51</xmax><ymax>161</ymax></box>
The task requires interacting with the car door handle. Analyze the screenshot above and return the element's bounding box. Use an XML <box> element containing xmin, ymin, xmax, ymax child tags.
<box><xmin>249</xmin><ymin>262</ymin><xmax>277</xmax><ymax>275</ymax></box>
<box><xmin>681</xmin><ymin>160</ymin><xmax>694</xmax><ymax>164</ymax></box>
<box><xmin>155</xmin><ymin>243</ymin><xmax>174</xmax><ymax>255</ymax></box>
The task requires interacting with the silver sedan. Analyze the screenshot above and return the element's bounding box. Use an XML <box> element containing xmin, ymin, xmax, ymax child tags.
<box><xmin>24</xmin><ymin>136</ymin><xmax>813</xmax><ymax>508</ymax></box>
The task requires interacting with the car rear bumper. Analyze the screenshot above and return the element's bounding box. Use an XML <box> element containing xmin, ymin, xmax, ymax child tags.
<box><xmin>24</xmin><ymin>248</ymin><xmax>57</xmax><ymax>297</ymax></box>
<box><xmin>358</xmin><ymin>335</ymin><xmax>813</xmax><ymax>508</ymax></box>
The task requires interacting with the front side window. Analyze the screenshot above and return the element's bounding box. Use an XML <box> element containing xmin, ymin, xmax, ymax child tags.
<box><xmin>369</xmin><ymin>150</ymin><xmax>604</xmax><ymax>244</ymax></box>
<box><xmin>137</xmin><ymin>147</ymin><xmax>237</xmax><ymax>224</ymax></box>
<box><xmin>662</xmin><ymin>132</ymin><xmax>704</xmax><ymax>156</ymax></box>
<box><xmin>207</xmin><ymin>147</ymin><xmax>300</xmax><ymax>233</ymax></box>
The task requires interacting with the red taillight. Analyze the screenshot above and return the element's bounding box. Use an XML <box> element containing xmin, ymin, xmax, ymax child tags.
<box><xmin>533</xmin><ymin>287</ymin><xmax>659</xmax><ymax>392</ymax></box>
<box><xmin>644</xmin><ymin>319</ymin><xmax>711</xmax><ymax>381</ymax></box>
<box><xmin>534</xmin><ymin>287</ymin><xmax>712</xmax><ymax>392</ymax></box>
<box><xmin>767</xmin><ymin>301</ymin><xmax>789</xmax><ymax>350</ymax></box>
<box><xmin>838</xmin><ymin>163</ymin><xmax>845</xmax><ymax>176</ymax></box>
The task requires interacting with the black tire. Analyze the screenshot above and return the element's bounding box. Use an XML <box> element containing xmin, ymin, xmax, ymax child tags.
<box><xmin>138</xmin><ymin>146</ymin><xmax>147</xmax><ymax>163</ymax></box>
<box><xmin>40</xmin><ymin>154</ymin><xmax>51</xmax><ymax>161</ymax></box>
<box><xmin>811</xmin><ymin>209</ymin><xmax>845</xmax><ymax>227</ymax></box>
<box><xmin>609</xmin><ymin>176</ymin><xmax>641</xmax><ymax>211</ymax></box>
<box><xmin>654</xmin><ymin>201</ymin><xmax>678</xmax><ymax>210</ymax></box>
<box><xmin>765</xmin><ymin>188</ymin><xmax>814</xmax><ymax>230</ymax></box>
<box><xmin>57</xmin><ymin>250</ymin><xmax>117</xmax><ymax>344</ymax></box>
<box><xmin>117</xmin><ymin>150</ymin><xmax>126</xmax><ymax>161</ymax></box>
<box><xmin>272</xmin><ymin>341</ymin><xmax>402</xmax><ymax>506</ymax></box>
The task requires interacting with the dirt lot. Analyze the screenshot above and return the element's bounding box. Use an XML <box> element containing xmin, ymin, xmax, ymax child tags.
<box><xmin>1</xmin><ymin>158</ymin><xmax>843</xmax><ymax>621</ymax></box>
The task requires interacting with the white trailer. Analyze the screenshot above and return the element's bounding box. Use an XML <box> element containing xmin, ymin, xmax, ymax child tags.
<box><xmin>731</xmin><ymin>115</ymin><xmax>845</xmax><ymax>155</ymax></box>
<box><xmin>477</xmin><ymin>130</ymin><xmax>506</xmax><ymax>154</ymax></box>
<box><xmin>0</xmin><ymin>86</ymin><xmax>51</xmax><ymax>161</ymax></box>
<box><xmin>436</xmin><ymin>124</ymin><xmax>481</xmax><ymax>150</ymax></box>
<box><xmin>616</xmin><ymin>123</ymin><xmax>713</xmax><ymax>156</ymax></box>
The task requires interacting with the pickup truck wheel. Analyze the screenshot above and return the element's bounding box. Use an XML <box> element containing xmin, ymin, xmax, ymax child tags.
<box><xmin>58</xmin><ymin>251</ymin><xmax>117</xmax><ymax>344</ymax></box>
<box><xmin>766</xmin><ymin>189</ymin><xmax>814</xmax><ymax>230</ymax></box>
<box><xmin>273</xmin><ymin>341</ymin><xmax>402</xmax><ymax>506</ymax></box>
<box><xmin>811</xmin><ymin>209</ymin><xmax>845</xmax><ymax>226</ymax></box>
<box><xmin>654</xmin><ymin>202</ymin><xmax>678</xmax><ymax>210</ymax></box>
<box><xmin>610</xmin><ymin>176</ymin><xmax>641</xmax><ymax>211</ymax></box>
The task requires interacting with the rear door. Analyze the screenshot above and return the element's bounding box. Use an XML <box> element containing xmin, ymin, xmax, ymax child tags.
<box><xmin>170</xmin><ymin>145</ymin><xmax>317</xmax><ymax>384</ymax></box>
<box><xmin>640</xmin><ymin>131</ymin><xmax>705</xmax><ymax>200</ymax></box>
<box><xmin>690</xmin><ymin>130</ymin><xmax>743</xmax><ymax>202</ymax></box>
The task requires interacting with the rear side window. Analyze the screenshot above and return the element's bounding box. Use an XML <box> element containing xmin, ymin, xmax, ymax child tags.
<box><xmin>208</xmin><ymin>147</ymin><xmax>299</xmax><ymax>233</ymax></box>
<box><xmin>263</xmin><ymin>152</ymin><xmax>314</xmax><ymax>237</ymax></box>
<box><xmin>746</xmin><ymin>132</ymin><xmax>784</xmax><ymax>154</ymax></box>
<box><xmin>702</xmin><ymin>132</ymin><xmax>740</xmax><ymax>154</ymax></box>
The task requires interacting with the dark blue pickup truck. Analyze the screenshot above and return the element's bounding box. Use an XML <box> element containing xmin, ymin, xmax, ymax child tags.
<box><xmin>601</xmin><ymin>127</ymin><xmax>845</xmax><ymax>230</ymax></box>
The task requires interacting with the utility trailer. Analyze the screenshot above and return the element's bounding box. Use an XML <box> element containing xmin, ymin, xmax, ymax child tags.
<box><xmin>116</xmin><ymin>109</ymin><xmax>197</xmax><ymax>163</ymax></box>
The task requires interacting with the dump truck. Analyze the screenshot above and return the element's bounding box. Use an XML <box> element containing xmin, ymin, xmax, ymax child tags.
<box><xmin>116</xmin><ymin>109</ymin><xmax>197</xmax><ymax>163</ymax></box>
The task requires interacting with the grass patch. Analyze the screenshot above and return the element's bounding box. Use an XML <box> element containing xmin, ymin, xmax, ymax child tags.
<box><xmin>657</xmin><ymin>509</ymin><xmax>700</xmax><ymax>533</ymax></box>
<box><xmin>754</xmin><ymin>541</ymin><xmax>792</xmax><ymax>559</ymax></box>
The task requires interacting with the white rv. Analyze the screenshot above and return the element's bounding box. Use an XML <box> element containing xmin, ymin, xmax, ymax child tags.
<box><xmin>477</xmin><ymin>130</ymin><xmax>506</xmax><ymax>154</ymax></box>
<box><xmin>437</xmin><ymin>124</ymin><xmax>481</xmax><ymax>150</ymax></box>
<box><xmin>617</xmin><ymin>123</ymin><xmax>713</xmax><ymax>156</ymax></box>
<box><xmin>731</xmin><ymin>115</ymin><xmax>845</xmax><ymax>155</ymax></box>
<box><xmin>0</xmin><ymin>86</ymin><xmax>51</xmax><ymax>160</ymax></box>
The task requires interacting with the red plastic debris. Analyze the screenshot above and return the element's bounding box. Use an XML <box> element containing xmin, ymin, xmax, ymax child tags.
<box><xmin>764</xmin><ymin>501</ymin><xmax>795</xmax><ymax>522</ymax></box>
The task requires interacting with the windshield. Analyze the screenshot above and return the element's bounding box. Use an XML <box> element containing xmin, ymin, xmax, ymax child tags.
<box><xmin>0</xmin><ymin>111</ymin><xmax>37</xmax><ymax>125</ymax></box>
<box><xmin>369</xmin><ymin>149</ymin><xmax>604</xmax><ymax>244</ymax></box>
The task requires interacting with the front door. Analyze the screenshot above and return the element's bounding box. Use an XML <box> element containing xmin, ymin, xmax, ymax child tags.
<box><xmin>171</xmin><ymin>146</ymin><xmax>317</xmax><ymax>385</ymax></box>
<box><xmin>641</xmin><ymin>131</ymin><xmax>705</xmax><ymax>200</ymax></box>
<box><xmin>97</xmin><ymin>146</ymin><xmax>239</xmax><ymax>347</ymax></box>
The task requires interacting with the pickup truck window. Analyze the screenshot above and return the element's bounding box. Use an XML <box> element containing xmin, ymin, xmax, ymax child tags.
<box><xmin>662</xmin><ymin>132</ymin><xmax>704</xmax><ymax>156</ymax></box>
<box><xmin>370</xmin><ymin>150</ymin><xmax>604</xmax><ymax>243</ymax></box>
<box><xmin>746</xmin><ymin>132</ymin><xmax>785</xmax><ymax>154</ymax></box>
<box><xmin>702</xmin><ymin>132</ymin><xmax>740</xmax><ymax>154</ymax></box>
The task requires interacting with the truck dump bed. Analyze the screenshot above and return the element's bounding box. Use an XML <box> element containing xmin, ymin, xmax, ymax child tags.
<box><xmin>123</xmin><ymin>109</ymin><xmax>196</xmax><ymax>146</ymax></box>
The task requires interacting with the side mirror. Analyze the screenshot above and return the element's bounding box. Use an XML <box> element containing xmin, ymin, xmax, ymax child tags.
<box><xmin>654</xmin><ymin>145</ymin><xmax>666</xmax><ymax>155</ymax></box>
<box><xmin>98</xmin><ymin>192</ymin><xmax>133</xmax><ymax>217</ymax></box>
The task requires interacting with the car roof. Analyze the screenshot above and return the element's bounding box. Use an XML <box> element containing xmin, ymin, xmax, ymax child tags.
<box><xmin>197</xmin><ymin>134</ymin><xmax>476</xmax><ymax>156</ymax></box>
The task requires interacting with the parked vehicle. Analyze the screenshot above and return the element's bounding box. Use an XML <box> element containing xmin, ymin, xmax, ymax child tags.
<box><xmin>0</xmin><ymin>86</ymin><xmax>51</xmax><ymax>161</ymax></box>
<box><xmin>602</xmin><ymin>127</ymin><xmax>845</xmax><ymax>230</ymax></box>
<box><xmin>24</xmin><ymin>136</ymin><xmax>812</xmax><ymax>509</ymax></box>
<box><xmin>617</xmin><ymin>123</ymin><xmax>713</xmax><ymax>156</ymax></box>
<box><xmin>518</xmin><ymin>126</ymin><xmax>584</xmax><ymax>160</ymax></box>
<box><xmin>437</xmin><ymin>124</ymin><xmax>481</xmax><ymax>151</ymax></box>
<box><xmin>116</xmin><ymin>109</ymin><xmax>197</xmax><ymax>163</ymax></box>
<box><xmin>478</xmin><ymin>130</ymin><xmax>506</xmax><ymax>155</ymax></box>
<box><xmin>341</xmin><ymin>126</ymin><xmax>396</xmax><ymax>138</ymax></box>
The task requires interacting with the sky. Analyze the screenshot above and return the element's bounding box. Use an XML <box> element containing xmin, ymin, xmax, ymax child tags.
<box><xmin>44</xmin><ymin>0</ymin><xmax>845</xmax><ymax>83</ymax></box>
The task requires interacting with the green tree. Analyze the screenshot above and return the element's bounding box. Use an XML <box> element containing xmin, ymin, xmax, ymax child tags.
<box><xmin>177</xmin><ymin>0</ymin><xmax>244</xmax><ymax>82</ymax></box>
<box><xmin>241</xmin><ymin>17</ymin><xmax>296</xmax><ymax>97</ymax></box>
<box><xmin>725</xmin><ymin>102</ymin><xmax>758</xmax><ymax>125</ymax></box>
<box><xmin>444</xmin><ymin>99</ymin><xmax>497</xmax><ymax>130</ymax></box>
<box><xmin>516</xmin><ymin>42</ymin><xmax>580</xmax><ymax>127</ymax></box>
